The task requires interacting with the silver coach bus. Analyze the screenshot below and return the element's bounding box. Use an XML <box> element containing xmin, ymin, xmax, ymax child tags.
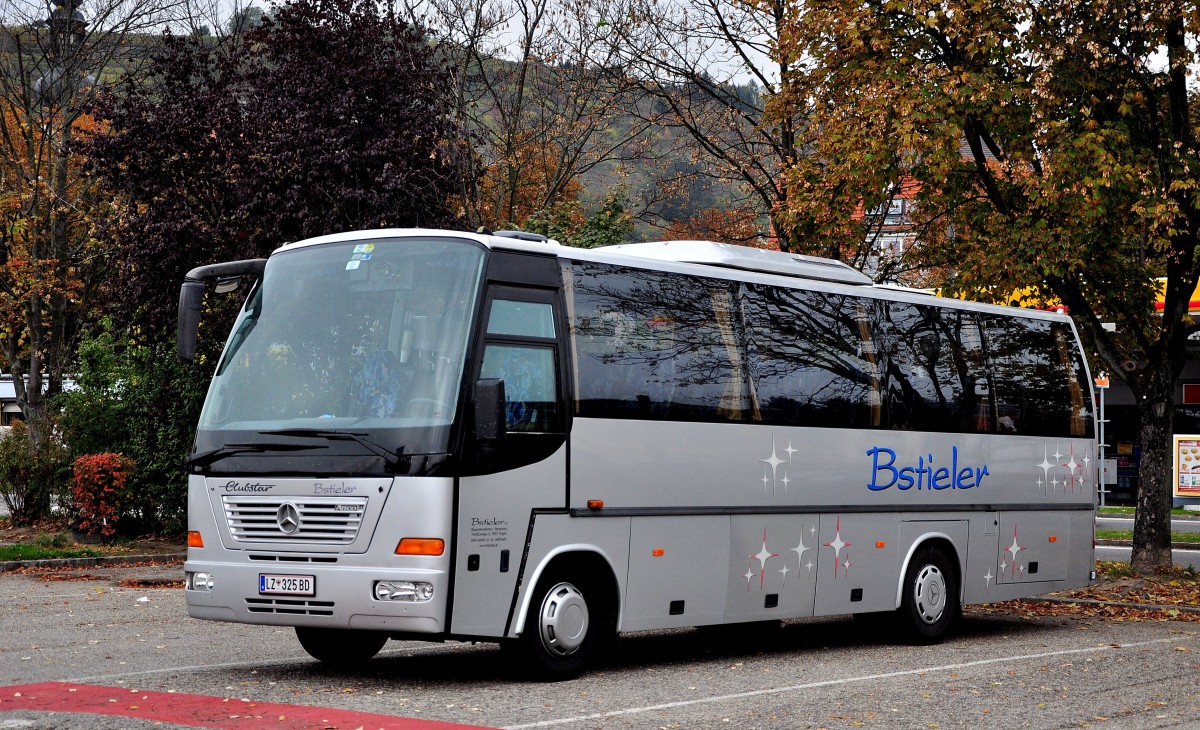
<box><xmin>177</xmin><ymin>229</ymin><xmax>1096</xmax><ymax>679</ymax></box>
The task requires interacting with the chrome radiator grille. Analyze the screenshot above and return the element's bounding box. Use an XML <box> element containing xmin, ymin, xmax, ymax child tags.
<box><xmin>221</xmin><ymin>496</ymin><xmax>367</xmax><ymax>543</ymax></box>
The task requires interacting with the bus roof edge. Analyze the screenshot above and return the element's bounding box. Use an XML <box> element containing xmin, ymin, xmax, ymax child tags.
<box><xmin>601</xmin><ymin>240</ymin><xmax>874</xmax><ymax>286</ymax></box>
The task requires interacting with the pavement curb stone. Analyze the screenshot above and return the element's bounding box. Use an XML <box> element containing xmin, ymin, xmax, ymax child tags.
<box><xmin>0</xmin><ymin>552</ymin><xmax>185</xmax><ymax>574</ymax></box>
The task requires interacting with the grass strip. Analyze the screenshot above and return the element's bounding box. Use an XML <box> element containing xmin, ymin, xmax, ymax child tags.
<box><xmin>1095</xmin><ymin>529</ymin><xmax>1200</xmax><ymax>543</ymax></box>
<box><xmin>0</xmin><ymin>544</ymin><xmax>103</xmax><ymax>561</ymax></box>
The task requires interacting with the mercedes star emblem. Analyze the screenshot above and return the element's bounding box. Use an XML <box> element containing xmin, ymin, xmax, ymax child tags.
<box><xmin>276</xmin><ymin>503</ymin><xmax>301</xmax><ymax>535</ymax></box>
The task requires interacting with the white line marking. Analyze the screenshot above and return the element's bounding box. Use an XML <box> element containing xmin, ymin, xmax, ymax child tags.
<box><xmin>503</xmin><ymin>636</ymin><xmax>1196</xmax><ymax>729</ymax></box>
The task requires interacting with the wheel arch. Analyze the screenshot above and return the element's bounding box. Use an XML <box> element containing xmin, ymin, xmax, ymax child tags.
<box><xmin>894</xmin><ymin>533</ymin><xmax>963</xmax><ymax>610</ymax></box>
<box><xmin>512</xmin><ymin>545</ymin><xmax>621</xmax><ymax>637</ymax></box>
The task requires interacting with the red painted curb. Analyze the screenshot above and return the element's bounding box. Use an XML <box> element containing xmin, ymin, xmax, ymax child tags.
<box><xmin>0</xmin><ymin>682</ymin><xmax>499</xmax><ymax>730</ymax></box>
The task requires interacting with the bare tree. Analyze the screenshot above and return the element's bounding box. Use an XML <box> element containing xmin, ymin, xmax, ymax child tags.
<box><xmin>598</xmin><ymin>0</ymin><xmax>803</xmax><ymax>250</ymax></box>
<box><xmin>399</xmin><ymin>0</ymin><xmax>651</xmax><ymax>229</ymax></box>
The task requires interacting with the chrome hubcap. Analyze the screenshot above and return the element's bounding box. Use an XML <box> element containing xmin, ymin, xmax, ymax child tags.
<box><xmin>537</xmin><ymin>582</ymin><xmax>589</xmax><ymax>656</ymax></box>
<box><xmin>913</xmin><ymin>564</ymin><xmax>947</xmax><ymax>624</ymax></box>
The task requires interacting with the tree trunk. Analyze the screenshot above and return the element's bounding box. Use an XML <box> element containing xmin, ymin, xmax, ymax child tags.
<box><xmin>770</xmin><ymin>210</ymin><xmax>792</xmax><ymax>253</ymax></box>
<box><xmin>1130</xmin><ymin>368</ymin><xmax>1174</xmax><ymax>573</ymax></box>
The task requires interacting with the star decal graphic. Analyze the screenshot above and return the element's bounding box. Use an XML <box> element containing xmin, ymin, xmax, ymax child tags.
<box><xmin>760</xmin><ymin>438</ymin><xmax>786</xmax><ymax>495</ymax></box>
<box><xmin>1036</xmin><ymin>446</ymin><xmax>1056</xmax><ymax>493</ymax></box>
<box><xmin>983</xmin><ymin>568</ymin><xmax>994</xmax><ymax>587</ymax></box>
<box><xmin>749</xmin><ymin>528</ymin><xmax>779</xmax><ymax>589</ymax></box>
<box><xmin>1035</xmin><ymin>440</ymin><xmax>1095</xmax><ymax>495</ymax></box>
<box><xmin>757</xmin><ymin>434</ymin><xmax>799</xmax><ymax>495</ymax></box>
<box><xmin>823</xmin><ymin>516</ymin><xmax>852</xmax><ymax>578</ymax></box>
<box><xmin>791</xmin><ymin>528</ymin><xmax>813</xmax><ymax>568</ymax></box>
<box><xmin>1004</xmin><ymin>525</ymin><xmax>1024</xmax><ymax>579</ymax></box>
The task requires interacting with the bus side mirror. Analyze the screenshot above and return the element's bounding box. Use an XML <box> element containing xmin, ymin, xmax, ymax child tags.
<box><xmin>176</xmin><ymin>258</ymin><xmax>267</xmax><ymax>362</ymax></box>
<box><xmin>178</xmin><ymin>280</ymin><xmax>205</xmax><ymax>361</ymax></box>
<box><xmin>475</xmin><ymin>378</ymin><xmax>506</xmax><ymax>442</ymax></box>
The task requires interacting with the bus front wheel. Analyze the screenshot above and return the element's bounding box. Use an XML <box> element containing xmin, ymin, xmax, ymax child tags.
<box><xmin>899</xmin><ymin>545</ymin><xmax>960</xmax><ymax>643</ymax></box>
<box><xmin>295</xmin><ymin>626</ymin><xmax>388</xmax><ymax>667</ymax></box>
<box><xmin>518</xmin><ymin>572</ymin><xmax>609</xmax><ymax>680</ymax></box>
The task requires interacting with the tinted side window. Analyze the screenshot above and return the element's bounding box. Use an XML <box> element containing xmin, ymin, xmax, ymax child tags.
<box><xmin>480</xmin><ymin>343</ymin><xmax>559</xmax><ymax>432</ymax></box>
<box><xmin>569</xmin><ymin>262</ymin><xmax>750</xmax><ymax>422</ymax></box>
<box><xmin>881</xmin><ymin>304</ymin><xmax>996</xmax><ymax>433</ymax></box>
<box><xmin>983</xmin><ymin>316</ymin><xmax>1094</xmax><ymax>438</ymax></box>
<box><xmin>740</xmin><ymin>284</ymin><xmax>883</xmax><ymax>429</ymax></box>
<box><xmin>487</xmin><ymin>300</ymin><xmax>556</xmax><ymax>338</ymax></box>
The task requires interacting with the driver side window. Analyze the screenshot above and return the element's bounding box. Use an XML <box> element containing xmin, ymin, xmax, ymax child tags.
<box><xmin>480</xmin><ymin>298</ymin><xmax>561</xmax><ymax>433</ymax></box>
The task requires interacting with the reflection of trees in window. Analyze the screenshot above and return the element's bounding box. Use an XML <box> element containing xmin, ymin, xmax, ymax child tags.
<box><xmin>983</xmin><ymin>316</ymin><xmax>1094</xmax><ymax>438</ymax></box>
<box><xmin>210</xmin><ymin>244</ymin><xmax>480</xmax><ymax>425</ymax></box>
<box><xmin>569</xmin><ymin>262</ymin><xmax>750</xmax><ymax>421</ymax></box>
<box><xmin>1054</xmin><ymin>326</ymin><xmax>1091</xmax><ymax>437</ymax></box>
<box><xmin>880</xmin><ymin>304</ymin><xmax>994</xmax><ymax>433</ymax></box>
<box><xmin>567</xmin><ymin>258</ymin><xmax>1093</xmax><ymax>438</ymax></box>
<box><xmin>739</xmin><ymin>284</ymin><xmax>882</xmax><ymax>428</ymax></box>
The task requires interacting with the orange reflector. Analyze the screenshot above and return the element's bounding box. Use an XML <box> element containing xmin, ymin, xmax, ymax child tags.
<box><xmin>1049</xmin><ymin>535</ymin><xmax>1057</xmax><ymax>543</ymax></box>
<box><xmin>876</xmin><ymin>541</ymin><xmax>886</xmax><ymax>549</ymax></box>
<box><xmin>652</xmin><ymin>548</ymin><xmax>665</xmax><ymax>557</ymax></box>
<box><xmin>396</xmin><ymin>538</ymin><xmax>445</xmax><ymax>556</ymax></box>
<box><xmin>187</xmin><ymin>531</ymin><xmax>204</xmax><ymax>548</ymax></box>
<box><xmin>587</xmin><ymin>499</ymin><xmax>604</xmax><ymax>509</ymax></box>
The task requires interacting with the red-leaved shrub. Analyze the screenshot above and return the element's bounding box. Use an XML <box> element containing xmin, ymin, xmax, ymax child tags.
<box><xmin>73</xmin><ymin>453</ymin><xmax>134</xmax><ymax>542</ymax></box>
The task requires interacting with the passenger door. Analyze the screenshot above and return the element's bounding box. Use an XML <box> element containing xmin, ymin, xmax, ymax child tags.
<box><xmin>450</xmin><ymin>283</ymin><xmax>570</xmax><ymax>638</ymax></box>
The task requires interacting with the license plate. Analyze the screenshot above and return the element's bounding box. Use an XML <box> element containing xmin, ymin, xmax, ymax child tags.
<box><xmin>258</xmin><ymin>574</ymin><xmax>315</xmax><ymax>596</ymax></box>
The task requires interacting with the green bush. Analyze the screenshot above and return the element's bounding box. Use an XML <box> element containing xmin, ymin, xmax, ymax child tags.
<box><xmin>58</xmin><ymin>327</ymin><xmax>211</xmax><ymax>534</ymax></box>
<box><xmin>0</xmin><ymin>420</ymin><xmax>72</xmax><ymax>526</ymax></box>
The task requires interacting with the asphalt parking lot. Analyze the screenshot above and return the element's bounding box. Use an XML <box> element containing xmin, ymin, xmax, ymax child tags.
<box><xmin>0</xmin><ymin>561</ymin><xmax>1197</xmax><ymax>729</ymax></box>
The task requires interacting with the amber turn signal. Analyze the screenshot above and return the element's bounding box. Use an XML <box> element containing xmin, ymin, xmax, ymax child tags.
<box><xmin>587</xmin><ymin>499</ymin><xmax>604</xmax><ymax>509</ymax></box>
<box><xmin>187</xmin><ymin>531</ymin><xmax>204</xmax><ymax>548</ymax></box>
<box><xmin>395</xmin><ymin>538</ymin><xmax>445</xmax><ymax>556</ymax></box>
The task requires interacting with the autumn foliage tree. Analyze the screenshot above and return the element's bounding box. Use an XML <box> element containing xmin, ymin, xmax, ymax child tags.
<box><xmin>86</xmin><ymin>0</ymin><xmax>471</xmax><ymax>332</ymax></box>
<box><xmin>779</xmin><ymin>0</ymin><xmax>1199</xmax><ymax>570</ymax></box>
<box><xmin>663</xmin><ymin>208</ymin><xmax>762</xmax><ymax>246</ymax></box>
<box><xmin>0</xmin><ymin>0</ymin><xmax>165</xmax><ymax>445</ymax></box>
<box><xmin>77</xmin><ymin>0</ymin><xmax>471</xmax><ymax>530</ymax></box>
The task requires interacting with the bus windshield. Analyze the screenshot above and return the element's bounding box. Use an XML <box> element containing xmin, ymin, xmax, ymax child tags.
<box><xmin>196</xmin><ymin>236</ymin><xmax>486</xmax><ymax>458</ymax></box>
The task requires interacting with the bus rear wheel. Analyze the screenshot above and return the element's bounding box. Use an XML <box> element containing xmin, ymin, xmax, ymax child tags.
<box><xmin>899</xmin><ymin>545</ymin><xmax>959</xmax><ymax>644</ymax></box>
<box><xmin>295</xmin><ymin>627</ymin><xmax>388</xmax><ymax>667</ymax></box>
<box><xmin>518</xmin><ymin>572</ymin><xmax>611</xmax><ymax>680</ymax></box>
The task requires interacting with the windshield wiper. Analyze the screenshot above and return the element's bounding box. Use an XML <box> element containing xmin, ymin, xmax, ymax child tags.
<box><xmin>258</xmin><ymin>429</ymin><xmax>401</xmax><ymax>466</ymax></box>
<box><xmin>187</xmin><ymin>442</ymin><xmax>326</xmax><ymax>467</ymax></box>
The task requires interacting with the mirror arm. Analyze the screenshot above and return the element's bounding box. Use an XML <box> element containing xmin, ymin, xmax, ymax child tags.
<box><xmin>177</xmin><ymin>258</ymin><xmax>268</xmax><ymax>361</ymax></box>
